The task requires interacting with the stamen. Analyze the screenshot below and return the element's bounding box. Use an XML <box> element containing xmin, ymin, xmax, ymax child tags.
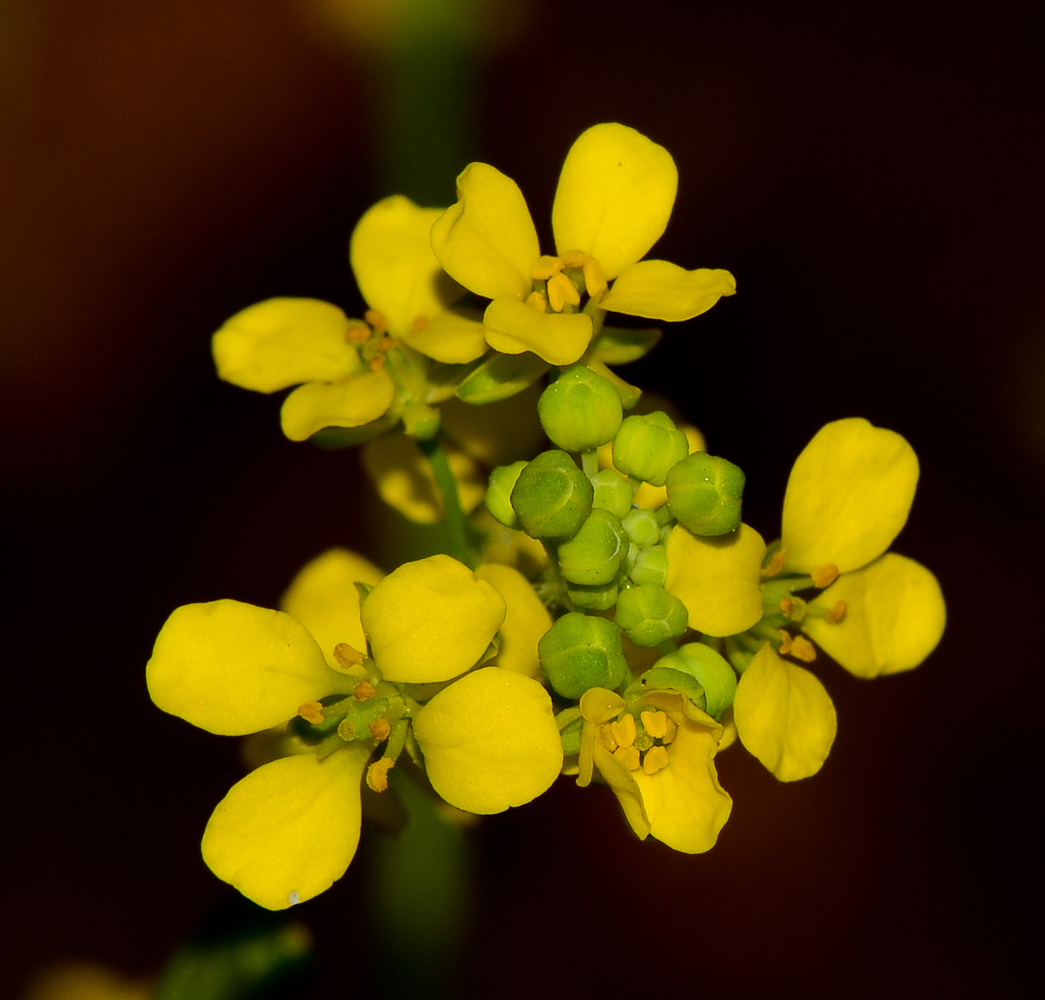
<box><xmin>777</xmin><ymin>630</ymin><xmax>793</xmax><ymax>655</ymax></box>
<box><xmin>779</xmin><ymin>597</ymin><xmax>793</xmax><ymax>615</ymax></box>
<box><xmin>661</xmin><ymin>717</ymin><xmax>678</xmax><ymax>745</ymax></box>
<box><xmin>364</xmin><ymin>309</ymin><xmax>388</xmax><ymax>335</ymax></box>
<box><xmin>411</xmin><ymin>315</ymin><xmax>430</xmax><ymax>333</ymax></box>
<box><xmin>825</xmin><ymin>600</ymin><xmax>848</xmax><ymax>624</ymax></box>
<box><xmin>610</xmin><ymin>713</ymin><xmax>637</xmax><ymax>749</ymax></box>
<box><xmin>613</xmin><ymin>745</ymin><xmax>641</xmax><ymax>771</ymax></box>
<box><xmin>598</xmin><ymin>725</ymin><xmax>619</xmax><ymax>753</ymax></box>
<box><xmin>345</xmin><ymin>323</ymin><xmax>370</xmax><ymax>345</ymax></box>
<box><xmin>790</xmin><ymin>635</ymin><xmax>817</xmax><ymax>662</ymax></box>
<box><xmin>559</xmin><ymin>250</ymin><xmax>590</xmax><ymax>269</ymax></box>
<box><xmin>524</xmin><ymin>290</ymin><xmax>548</xmax><ymax>313</ymax></box>
<box><xmin>582</xmin><ymin>257</ymin><xmax>607</xmax><ymax>298</ymax></box>
<box><xmin>811</xmin><ymin>563</ymin><xmax>840</xmax><ymax>588</ymax></box>
<box><xmin>640</xmin><ymin>710</ymin><xmax>669</xmax><ymax>740</ymax></box>
<box><xmin>761</xmin><ymin>550</ymin><xmax>786</xmax><ymax>579</ymax></box>
<box><xmin>378</xmin><ymin>334</ymin><xmax>394</xmax><ymax>352</ymax></box>
<box><xmin>297</xmin><ymin>701</ymin><xmax>325</xmax><ymax>725</ymax></box>
<box><xmin>366</xmin><ymin>757</ymin><xmax>395</xmax><ymax>793</ymax></box>
<box><xmin>353</xmin><ymin>680</ymin><xmax>377</xmax><ymax>701</ymax></box>
<box><xmin>642</xmin><ymin>745</ymin><xmax>670</xmax><ymax>775</ymax></box>
<box><xmin>530</xmin><ymin>255</ymin><xmax>564</xmax><ymax>280</ymax></box>
<box><xmin>547</xmin><ymin>272</ymin><xmax>581</xmax><ymax>312</ymax></box>
<box><xmin>333</xmin><ymin>643</ymin><xmax>365</xmax><ymax>672</ymax></box>
<box><xmin>369</xmin><ymin>355</ymin><xmax>386</xmax><ymax>372</ymax></box>
<box><xmin>368</xmin><ymin>718</ymin><xmax>391</xmax><ymax>741</ymax></box>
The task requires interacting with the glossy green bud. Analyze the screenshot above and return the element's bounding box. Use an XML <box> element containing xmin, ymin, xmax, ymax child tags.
<box><xmin>557</xmin><ymin>509</ymin><xmax>625</xmax><ymax>586</ymax></box>
<box><xmin>538</xmin><ymin>612</ymin><xmax>630</xmax><ymax>699</ymax></box>
<box><xmin>615</xmin><ymin>584</ymin><xmax>689</xmax><ymax>648</ymax></box>
<box><xmin>485</xmin><ymin>461</ymin><xmax>528</xmax><ymax>529</ymax></box>
<box><xmin>566</xmin><ymin>579</ymin><xmax>620</xmax><ymax>612</ymax></box>
<box><xmin>611</xmin><ymin>411</ymin><xmax>689</xmax><ymax>486</ymax></box>
<box><xmin>589</xmin><ymin>469</ymin><xmax>635</xmax><ymax>519</ymax></box>
<box><xmin>628</xmin><ymin>543</ymin><xmax>668</xmax><ymax>587</ymax></box>
<box><xmin>511</xmin><ymin>450</ymin><xmax>594</xmax><ymax>540</ymax></box>
<box><xmin>537</xmin><ymin>365</ymin><xmax>623</xmax><ymax>452</ymax></box>
<box><xmin>653</xmin><ymin>642</ymin><xmax>737</xmax><ymax>719</ymax></box>
<box><xmin>622</xmin><ymin>507</ymin><xmax>660</xmax><ymax>547</ymax></box>
<box><xmin>665</xmin><ymin>452</ymin><xmax>745</xmax><ymax>536</ymax></box>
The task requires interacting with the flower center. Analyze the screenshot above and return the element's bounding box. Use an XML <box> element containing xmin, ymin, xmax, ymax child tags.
<box><xmin>599</xmin><ymin>708</ymin><xmax>678</xmax><ymax>775</ymax></box>
<box><xmin>529</xmin><ymin>250</ymin><xmax>608</xmax><ymax>313</ymax></box>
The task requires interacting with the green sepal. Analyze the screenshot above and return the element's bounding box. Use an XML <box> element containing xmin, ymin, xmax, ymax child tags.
<box><xmin>310</xmin><ymin>414</ymin><xmax>398</xmax><ymax>448</ymax></box>
<box><xmin>588</xmin><ymin>325</ymin><xmax>663</xmax><ymax>365</ymax></box>
<box><xmin>455</xmin><ymin>350</ymin><xmax>549</xmax><ymax>404</ymax></box>
<box><xmin>626</xmin><ymin>666</ymin><xmax>706</xmax><ymax>710</ymax></box>
<box><xmin>653</xmin><ymin>642</ymin><xmax>737</xmax><ymax>719</ymax></box>
<box><xmin>558</xmin><ymin>713</ymin><xmax>586</xmax><ymax>757</ymax></box>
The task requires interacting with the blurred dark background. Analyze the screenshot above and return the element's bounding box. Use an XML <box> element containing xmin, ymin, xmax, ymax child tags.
<box><xmin>3</xmin><ymin>0</ymin><xmax>1041</xmax><ymax>996</ymax></box>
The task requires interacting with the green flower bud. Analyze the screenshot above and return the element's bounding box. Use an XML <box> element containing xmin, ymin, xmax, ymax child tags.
<box><xmin>402</xmin><ymin>403</ymin><xmax>440</xmax><ymax>440</ymax></box>
<box><xmin>611</xmin><ymin>411</ymin><xmax>689</xmax><ymax>486</ymax></box>
<box><xmin>566</xmin><ymin>579</ymin><xmax>620</xmax><ymax>612</ymax></box>
<box><xmin>511</xmin><ymin>450</ymin><xmax>594</xmax><ymax>540</ymax></box>
<box><xmin>538</xmin><ymin>612</ymin><xmax>630</xmax><ymax>699</ymax></box>
<box><xmin>485</xmin><ymin>461</ymin><xmax>528</xmax><ymax>529</ymax></box>
<box><xmin>537</xmin><ymin>365</ymin><xmax>623</xmax><ymax>452</ymax></box>
<box><xmin>629</xmin><ymin>543</ymin><xmax>668</xmax><ymax>587</ymax></box>
<box><xmin>622</xmin><ymin>507</ymin><xmax>660</xmax><ymax>547</ymax></box>
<box><xmin>590</xmin><ymin>469</ymin><xmax>635</xmax><ymax>519</ymax></box>
<box><xmin>665</xmin><ymin>452</ymin><xmax>745</xmax><ymax>537</ymax></box>
<box><xmin>557</xmin><ymin>509</ymin><xmax>625</xmax><ymax>586</ymax></box>
<box><xmin>615</xmin><ymin>584</ymin><xmax>689</xmax><ymax>648</ymax></box>
<box><xmin>653</xmin><ymin>642</ymin><xmax>737</xmax><ymax>719</ymax></box>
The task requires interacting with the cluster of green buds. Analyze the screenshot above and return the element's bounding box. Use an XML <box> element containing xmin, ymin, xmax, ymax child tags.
<box><xmin>485</xmin><ymin>365</ymin><xmax>746</xmax><ymax>708</ymax></box>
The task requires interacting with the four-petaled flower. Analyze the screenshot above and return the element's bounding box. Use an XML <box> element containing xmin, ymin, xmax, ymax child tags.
<box><xmin>431</xmin><ymin>123</ymin><xmax>736</xmax><ymax>366</ymax></box>
<box><xmin>146</xmin><ymin>550</ymin><xmax>562</xmax><ymax>909</ymax></box>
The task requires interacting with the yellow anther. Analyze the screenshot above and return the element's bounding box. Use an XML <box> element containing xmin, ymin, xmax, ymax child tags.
<box><xmin>530</xmin><ymin>255</ymin><xmax>565</xmax><ymax>280</ymax></box>
<box><xmin>547</xmin><ymin>272</ymin><xmax>581</xmax><ymax>312</ymax></box>
<box><xmin>524</xmin><ymin>290</ymin><xmax>548</xmax><ymax>313</ymax></box>
<box><xmin>598</xmin><ymin>725</ymin><xmax>619</xmax><ymax>753</ymax></box>
<box><xmin>661</xmin><ymin>717</ymin><xmax>678</xmax><ymax>745</ymax></box>
<box><xmin>353</xmin><ymin>680</ymin><xmax>377</xmax><ymax>701</ymax></box>
<box><xmin>559</xmin><ymin>249</ymin><xmax>591</xmax><ymax>269</ymax></box>
<box><xmin>790</xmin><ymin>634</ymin><xmax>817</xmax><ymax>662</ymax></box>
<box><xmin>364</xmin><ymin>309</ymin><xmax>388</xmax><ymax>335</ymax></box>
<box><xmin>368</xmin><ymin>718</ymin><xmax>391</xmax><ymax>742</ymax></box>
<box><xmin>777</xmin><ymin>630</ymin><xmax>793</xmax><ymax>655</ymax></box>
<box><xmin>368</xmin><ymin>355</ymin><xmax>386</xmax><ymax>372</ymax></box>
<box><xmin>642</xmin><ymin>745</ymin><xmax>671</xmax><ymax>775</ymax></box>
<box><xmin>297</xmin><ymin>701</ymin><xmax>325</xmax><ymax>725</ymax></box>
<box><xmin>811</xmin><ymin>563</ymin><xmax>840</xmax><ymax>589</ymax></box>
<box><xmin>610</xmin><ymin>712</ymin><xmax>638</xmax><ymax>749</ymax></box>
<box><xmin>366</xmin><ymin>757</ymin><xmax>395</xmax><ymax>793</ymax></box>
<box><xmin>581</xmin><ymin>257</ymin><xmax>607</xmax><ymax>298</ymax></box>
<box><xmin>613</xmin><ymin>745</ymin><xmax>641</xmax><ymax>771</ymax></box>
<box><xmin>333</xmin><ymin>643</ymin><xmax>366</xmax><ymax>673</ymax></box>
<box><xmin>640</xmin><ymin>710</ymin><xmax>669</xmax><ymax>740</ymax></box>
<box><xmin>378</xmin><ymin>334</ymin><xmax>394</xmax><ymax>352</ymax></box>
<box><xmin>345</xmin><ymin>323</ymin><xmax>370</xmax><ymax>345</ymax></box>
<box><xmin>761</xmin><ymin>550</ymin><xmax>786</xmax><ymax>579</ymax></box>
<box><xmin>779</xmin><ymin>597</ymin><xmax>793</xmax><ymax>615</ymax></box>
<box><xmin>411</xmin><ymin>315</ymin><xmax>430</xmax><ymax>333</ymax></box>
<box><xmin>825</xmin><ymin>600</ymin><xmax>848</xmax><ymax>624</ymax></box>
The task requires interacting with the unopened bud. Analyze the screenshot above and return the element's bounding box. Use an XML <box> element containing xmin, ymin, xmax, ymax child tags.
<box><xmin>511</xmin><ymin>450</ymin><xmax>594</xmax><ymax>540</ymax></box>
<box><xmin>589</xmin><ymin>469</ymin><xmax>635</xmax><ymax>519</ymax></box>
<box><xmin>653</xmin><ymin>642</ymin><xmax>737</xmax><ymax>719</ymax></box>
<box><xmin>486</xmin><ymin>461</ymin><xmax>528</xmax><ymax>528</ymax></box>
<box><xmin>557</xmin><ymin>509</ymin><xmax>625</xmax><ymax>586</ymax></box>
<box><xmin>612</xmin><ymin>412</ymin><xmax>689</xmax><ymax>486</ymax></box>
<box><xmin>615</xmin><ymin>584</ymin><xmax>689</xmax><ymax>648</ymax></box>
<box><xmin>665</xmin><ymin>452</ymin><xmax>745</xmax><ymax>536</ymax></box>
<box><xmin>539</xmin><ymin>612</ymin><xmax>630</xmax><ymax>699</ymax></box>
<box><xmin>538</xmin><ymin>365</ymin><xmax>623</xmax><ymax>452</ymax></box>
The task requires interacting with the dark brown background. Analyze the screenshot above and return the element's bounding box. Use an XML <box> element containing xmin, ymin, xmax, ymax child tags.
<box><xmin>3</xmin><ymin>0</ymin><xmax>1041</xmax><ymax>996</ymax></box>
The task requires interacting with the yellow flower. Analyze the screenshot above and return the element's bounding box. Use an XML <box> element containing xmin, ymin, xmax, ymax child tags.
<box><xmin>212</xmin><ymin>195</ymin><xmax>486</xmax><ymax>441</ymax></box>
<box><xmin>431</xmin><ymin>123</ymin><xmax>736</xmax><ymax>366</ymax></box>
<box><xmin>776</xmin><ymin>418</ymin><xmax>946</xmax><ymax>678</ymax></box>
<box><xmin>576</xmin><ymin>687</ymin><xmax>732</xmax><ymax>853</ymax></box>
<box><xmin>146</xmin><ymin>550</ymin><xmax>560</xmax><ymax>909</ymax></box>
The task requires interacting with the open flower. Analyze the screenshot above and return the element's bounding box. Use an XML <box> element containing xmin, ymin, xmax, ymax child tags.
<box><xmin>212</xmin><ymin>195</ymin><xmax>486</xmax><ymax>442</ymax></box>
<box><xmin>146</xmin><ymin>550</ymin><xmax>561</xmax><ymax>909</ymax></box>
<box><xmin>576</xmin><ymin>686</ymin><xmax>732</xmax><ymax>853</ymax></box>
<box><xmin>431</xmin><ymin>123</ymin><xmax>736</xmax><ymax>366</ymax></box>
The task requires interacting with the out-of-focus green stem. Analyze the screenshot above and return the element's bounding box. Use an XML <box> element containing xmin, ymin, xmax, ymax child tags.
<box><xmin>419</xmin><ymin>436</ymin><xmax>471</xmax><ymax>566</ymax></box>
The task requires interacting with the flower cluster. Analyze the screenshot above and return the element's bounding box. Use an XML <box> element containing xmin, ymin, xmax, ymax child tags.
<box><xmin>149</xmin><ymin>123</ymin><xmax>945</xmax><ymax>910</ymax></box>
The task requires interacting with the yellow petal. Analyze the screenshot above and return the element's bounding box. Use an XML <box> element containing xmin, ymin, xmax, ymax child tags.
<box><xmin>147</xmin><ymin>600</ymin><xmax>345</xmax><ymax>736</ymax></box>
<box><xmin>361</xmin><ymin>554</ymin><xmax>507</xmax><ymax>683</ymax></box>
<box><xmin>413</xmin><ymin>668</ymin><xmax>563</xmax><ymax>813</ymax></box>
<box><xmin>551</xmin><ymin>123</ymin><xmax>677</xmax><ymax>279</ymax></box>
<box><xmin>361</xmin><ymin>431</ymin><xmax>486</xmax><ymax>524</ymax></box>
<box><xmin>733</xmin><ymin>644</ymin><xmax>837</xmax><ymax>781</ymax></box>
<box><xmin>665</xmin><ymin>523</ymin><xmax>766</xmax><ymax>636</ymax></box>
<box><xmin>600</xmin><ymin>261</ymin><xmax>736</xmax><ymax>321</ymax></box>
<box><xmin>804</xmin><ymin>553</ymin><xmax>946</xmax><ymax>677</ymax></box>
<box><xmin>201</xmin><ymin>747</ymin><xmax>369</xmax><ymax>909</ymax></box>
<box><xmin>632</xmin><ymin>720</ymin><xmax>732</xmax><ymax>853</ymax></box>
<box><xmin>279</xmin><ymin>369</ymin><xmax>395</xmax><ymax>442</ymax></box>
<box><xmin>782</xmin><ymin>418</ymin><xmax>919</xmax><ymax>574</ymax></box>
<box><xmin>400</xmin><ymin>313</ymin><xmax>487</xmax><ymax>363</ymax></box>
<box><xmin>474</xmin><ymin>563</ymin><xmax>552</xmax><ymax>677</ymax></box>
<box><xmin>349</xmin><ymin>195</ymin><xmax>461</xmax><ymax>336</ymax></box>
<box><xmin>431</xmin><ymin>162</ymin><xmax>539</xmax><ymax>301</ymax></box>
<box><xmin>591</xmin><ymin>740</ymin><xmax>650</xmax><ymax>839</ymax></box>
<box><xmin>280</xmin><ymin>548</ymin><xmax>385</xmax><ymax>670</ymax></box>
<box><xmin>213</xmin><ymin>298</ymin><xmax>363</xmax><ymax>392</ymax></box>
<box><xmin>483</xmin><ymin>295</ymin><xmax>593</xmax><ymax>365</ymax></box>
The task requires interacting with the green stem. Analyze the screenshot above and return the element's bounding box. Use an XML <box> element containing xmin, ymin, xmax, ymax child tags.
<box><xmin>419</xmin><ymin>435</ymin><xmax>471</xmax><ymax>566</ymax></box>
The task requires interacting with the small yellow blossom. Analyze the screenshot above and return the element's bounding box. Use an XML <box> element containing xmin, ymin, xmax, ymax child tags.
<box><xmin>146</xmin><ymin>549</ymin><xmax>559</xmax><ymax>908</ymax></box>
<box><xmin>212</xmin><ymin>195</ymin><xmax>485</xmax><ymax>441</ymax></box>
<box><xmin>431</xmin><ymin>123</ymin><xmax>735</xmax><ymax>366</ymax></box>
<box><xmin>576</xmin><ymin>687</ymin><xmax>732</xmax><ymax>853</ymax></box>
